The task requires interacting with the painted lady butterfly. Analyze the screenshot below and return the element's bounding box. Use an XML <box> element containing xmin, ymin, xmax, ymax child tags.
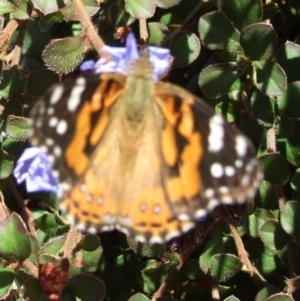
<box><xmin>30</xmin><ymin>34</ymin><xmax>263</xmax><ymax>244</ymax></box>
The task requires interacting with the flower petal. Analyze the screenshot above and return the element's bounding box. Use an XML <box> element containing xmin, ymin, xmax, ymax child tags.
<box><xmin>148</xmin><ymin>46</ymin><xmax>171</xmax><ymax>81</ymax></box>
<box><xmin>14</xmin><ymin>147</ymin><xmax>59</xmax><ymax>194</ymax></box>
<box><xmin>82</xmin><ymin>33</ymin><xmax>172</xmax><ymax>82</ymax></box>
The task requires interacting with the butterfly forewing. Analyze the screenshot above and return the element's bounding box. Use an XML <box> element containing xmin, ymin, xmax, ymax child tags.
<box><xmin>30</xmin><ymin>73</ymin><xmax>126</xmax><ymax>186</ymax></box>
<box><xmin>154</xmin><ymin>82</ymin><xmax>262</xmax><ymax>222</ymax></box>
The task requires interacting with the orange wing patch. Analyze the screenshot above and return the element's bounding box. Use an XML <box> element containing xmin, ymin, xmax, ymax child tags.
<box><xmin>65</xmin><ymin>78</ymin><xmax>124</xmax><ymax>177</ymax></box>
<box><xmin>155</xmin><ymin>92</ymin><xmax>204</xmax><ymax>210</ymax></box>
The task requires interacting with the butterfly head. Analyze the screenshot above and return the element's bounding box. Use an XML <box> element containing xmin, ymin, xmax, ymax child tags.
<box><xmin>127</xmin><ymin>49</ymin><xmax>155</xmax><ymax>80</ymax></box>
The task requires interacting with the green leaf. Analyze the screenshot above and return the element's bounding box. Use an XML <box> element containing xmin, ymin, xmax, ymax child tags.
<box><xmin>184</xmin><ymin>258</ymin><xmax>204</xmax><ymax>280</ymax></box>
<box><xmin>253</xmin><ymin>60</ymin><xmax>287</xmax><ymax>97</ymax></box>
<box><xmin>0</xmin><ymin>0</ymin><xmax>16</xmax><ymax>14</ymax></box>
<box><xmin>62</xmin><ymin>274</ymin><xmax>105</xmax><ymax>301</ymax></box>
<box><xmin>81</xmin><ymin>235</ymin><xmax>103</xmax><ymax>273</ymax></box>
<box><xmin>265</xmin><ymin>293</ymin><xmax>294</xmax><ymax>300</ymax></box>
<box><xmin>262</xmin><ymin>3</ymin><xmax>279</xmax><ymax>21</ymax></box>
<box><xmin>0</xmin><ymin>213</ymin><xmax>31</xmax><ymax>261</ymax></box>
<box><xmin>215</xmin><ymin>102</ymin><xmax>236</xmax><ymax>123</ymax></box>
<box><xmin>40</xmin><ymin>235</ymin><xmax>67</xmax><ymax>259</ymax></box>
<box><xmin>125</xmin><ymin>0</ymin><xmax>155</xmax><ymax>19</ymax></box>
<box><xmin>256</xmin><ymin>180</ymin><xmax>278</xmax><ymax>210</ymax></box>
<box><xmin>31</xmin><ymin>0</ymin><xmax>69</xmax><ymax>15</ymax></box>
<box><xmin>224</xmin><ymin>296</ymin><xmax>240</xmax><ymax>301</ymax></box>
<box><xmin>259</xmin><ymin>219</ymin><xmax>289</xmax><ymax>251</ymax></box>
<box><xmin>275</xmin><ymin>115</ymin><xmax>294</xmax><ymax>141</ymax></box>
<box><xmin>61</xmin><ymin>0</ymin><xmax>99</xmax><ymax>22</ymax></box>
<box><xmin>277</xmin><ymin>82</ymin><xmax>300</xmax><ymax>117</ymax></box>
<box><xmin>218</xmin><ymin>0</ymin><xmax>262</xmax><ymax>30</ymax></box>
<box><xmin>198</xmin><ymin>12</ymin><xmax>241</xmax><ymax>51</ymax></box>
<box><xmin>0</xmin><ymin>268</ymin><xmax>15</xmax><ymax>298</ymax></box>
<box><xmin>154</xmin><ymin>0</ymin><xmax>180</xmax><ymax>9</ymax></box>
<box><xmin>39</xmin><ymin>12</ymin><xmax>64</xmax><ymax>32</ymax></box>
<box><xmin>113</xmin><ymin>254</ymin><xmax>139</xmax><ymax>285</ymax></box>
<box><xmin>21</xmin><ymin>277</ymin><xmax>42</xmax><ymax>301</ymax></box>
<box><xmin>244</xmin><ymin>238</ymin><xmax>280</xmax><ymax>275</ymax></box>
<box><xmin>290</xmin><ymin>168</ymin><xmax>300</xmax><ymax>193</ymax></box>
<box><xmin>108</xmin><ymin>2</ymin><xmax>135</xmax><ymax>27</ymax></box>
<box><xmin>5</xmin><ymin>115</ymin><xmax>29</xmax><ymax>141</ymax></box>
<box><xmin>170</xmin><ymin>31</ymin><xmax>200</xmax><ymax>68</ymax></box>
<box><xmin>0</xmin><ymin>68</ymin><xmax>22</xmax><ymax>99</ymax></box>
<box><xmin>128</xmin><ymin>293</ymin><xmax>150</xmax><ymax>301</ymax></box>
<box><xmin>240</xmin><ymin>23</ymin><xmax>277</xmax><ymax>61</ymax></box>
<box><xmin>142</xmin><ymin>262</ymin><xmax>171</xmax><ymax>293</ymax></box>
<box><xmin>127</xmin><ymin>239</ymin><xmax>166</xmax><ymax>258</ymax></box>
<box><xmin>259</xmin><ymin>153</ymin><xmax>290</xmax><ymax>185</ymax></box>
<box><xmin>210</xmin><ymin>254</ymin><xmax>243</xmax><ymax>282</ymax></box>
<box><xmin>25</xmin><ymin>69</ymin><xmax>59</xmax><ymax>97</ymax></box>
<box><xmin>199</xmin><ymin>62</ymin><xmax>244</xmax><ymax>98</ymax></box>
<box><xmin>12</xmin><ymin>0</ymin><xmax>31</xmax><ymax>19</ymax></box>
<box><xmin>255</xmin><ymin>285</ymin><xmax>281</xmax><ymax>301</ymax></box>
<box><xmin>281</xmin><ymin>201</ymin><xmax>300</xmax><ymax>237</ymax></box>
<box><xmin>247</xmin><ymin>208</ymin><xmax>276</xmax><ymax>238</ymax></box>
<box><xmin>199</xmin><ymin>233</ymin><xmax>223</xmax><ymax>273</ymax></box>
<box><xmin>0</xmin><ymin>150</ymin><xmax>14</xmax><ymax>179</ymax></box>
<box><xmin>148</xmin><ymin>22</ymin><xmax>169</xmax><ymax>46</ymax></box>
<box><xmin>42</xmin><ymin>37</ymin><xmax>86</xmax><ymax>74</ymax></box>
<box><xmin>251</xmin><ymin>92</ymin><xmax>275</xmax><ymax>126</ymax></box>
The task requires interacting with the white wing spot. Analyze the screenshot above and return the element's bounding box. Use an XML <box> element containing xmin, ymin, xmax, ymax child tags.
<box><xmin>177</xmin><ymin>213</ymin><xmax>190</xmax><ymax>221</ymax></box>
<box><xmin>221</xmin><ymin>195</ymin><xmax>233</xmax><ymax>204</ymax></box>
<box><xmin>49</xmin><ymin>116</ymin><xmax>58</xmax><ymax>127</ymax></box>
<box><xmin>98</xmin><ymin>196</ymin><xmax>103</xmax><ymax>205</ymax></box>
<box><xmin>87</xmin><ymin>227</ymin><xmax>97</xmax><ymax>234</ymax></box>
<box><xmin>207</xmin><ymin>198</ymin><xmax>220</xmax><ymax>210</ymax></box>
<box><xmin>210</xmin><ymin>162</ymin><xmax>224</xmax><ymax>178</ymax></box>
<box><xmin>241</xmin><ymin>175</ymin><xmax>250</xmax><ymax>186</ymax></box>
<box><xmin>50</xmin><ymin>85</ymin><xmax>64</xmax><ymax>105</ymax></box>
<box><xmin>140</xmin><ymin>203</ymin><xmax>147</xmax><ymax>212</ymax></box>
<box><xmin>135</xmin><ymin>235</ymin><xmax>146</xmax><ymax>243</ymax></box>
<box><xmin>53</xmin><ymin>146</ymin><xmax>62</xmax><ymax>157</ymax></box>
<box><xmin>56</xmin><ymin>120</ymin><xmax>68</xmax><ymax>135</ymax></box>
<box><xmin>236</xmin><ymin>135</ymin><xmax>248</xmax><ymax>157</ymax></box>
<box><xmin>195</xmin><ymin>209</ymin><xmax>207</xmax><ymax>220</ymax></box>
<box><xmin>45</xmin><ymin>138</ymin><xmax>54</xmax><ymax>146</ymax></box>
<box><xmin>225</xmin><ymin>166</ymin><xmax>235</xmax><ymax>177</ymax></box>
<box><xmin>204</xmin><ymin>188</ymin><xmax>214</xmax><ymax>198</ymax></box>
<box><xmin>235</xmin><ymin>159</ymin><xmax>243</xmax><ymax>168</ymax></box>
<box><xmin>119</xmin><ymin>216</ymin><xmax>132</xmax><ymax>227</ymax></box>
<box><xmin>150</xmin><ymin>236</ymin><xmax>164</xmax><ymax>244</ymax></box>
<box><xmin>67</xmin><ymin>77</ymin><xmax>86</xmax><ymax>112</ymax></box>
<box><xmin>208</xmin><ymin>115</ymin><xmax>224</xmax><ymax>152</ymax></box>
<box><xmin>153</xmin><ymin>204</ymin><xmax>161</xmax><ymax>214</ymax></box>
<box><xmin>80</xmin><ymin>184</ymin><xmax>86</xmax><ymax>192</ymax></box>
<box><xmin>219</xmin><ymin>186</ymin><xmax>229</xmax><ymax>194</ymax></box>
<box><xmin>47</xmin><ymin>107</ymin><xmax>55</xmax><ymax>115</ymax></box>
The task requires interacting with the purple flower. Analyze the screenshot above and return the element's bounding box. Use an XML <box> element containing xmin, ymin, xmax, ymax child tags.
<box><xmin>81</xmin><ymin>33</ymin><xmax>171</xmax><ymax>82</ymax></box>
<box><xmin>14</xmin><ymin>147</ymin><xmax>59</xmax><ymax>194</ymax></box>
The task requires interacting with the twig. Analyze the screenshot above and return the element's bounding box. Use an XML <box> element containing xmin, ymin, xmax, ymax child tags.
<box><xmin>71</xmin><ymin>0</ymin><xmax>107</xmax><ymax>57</ymax></box>
<box><xmin>139</xmin><ymin>19</ymin><xmax>148</xmax><ymax>43</ymax></box>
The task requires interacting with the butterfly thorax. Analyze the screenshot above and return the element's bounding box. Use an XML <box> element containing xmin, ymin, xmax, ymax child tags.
<box><xmin>120</xmin><ymin>55</ymin><xmax>155</xmax><ymax>135</ymax></box>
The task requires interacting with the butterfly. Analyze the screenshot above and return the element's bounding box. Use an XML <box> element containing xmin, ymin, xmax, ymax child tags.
<box><xmin>30</xmin><ymin>34</ymin><xmax>263</xmax><ymax>244</ymax></box>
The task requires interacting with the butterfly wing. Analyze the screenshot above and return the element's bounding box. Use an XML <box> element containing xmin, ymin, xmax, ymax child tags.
<box><xmin>30</xmin><ymin>73</ymin><xmax>126</xmax><ymax>229</ymax></box>
<box><xmin>31</xmin><ymin>73</ymin><xmax>125</xmax><ymax>184</ymax></box>
<box><xmin>154</xmin><ymin>82</ymin><xmax>263</xmax><ymax>222</ymax></box>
